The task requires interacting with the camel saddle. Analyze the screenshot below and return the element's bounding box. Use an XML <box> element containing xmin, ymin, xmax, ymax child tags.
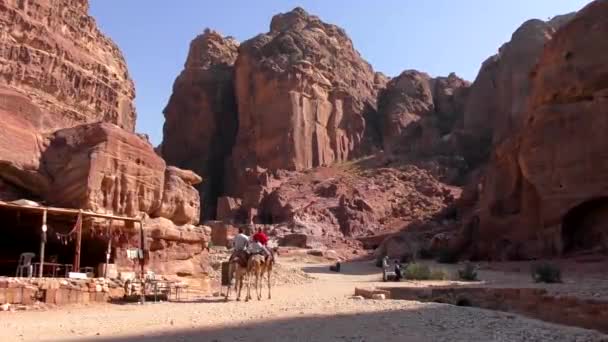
<box><xmin>233</xmin><ymin>249</ymin><xmax>274</xmax><ymax>268</ymax></box>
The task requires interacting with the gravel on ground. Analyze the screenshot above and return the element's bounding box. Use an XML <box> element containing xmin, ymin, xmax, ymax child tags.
<box><xmin>1</xmin><ymin>258</ymin><xmax>607</xmax><ymax>342</ymax></box>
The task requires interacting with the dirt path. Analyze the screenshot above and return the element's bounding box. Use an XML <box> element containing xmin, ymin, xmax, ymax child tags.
<box><xmin>1</xmin><ymin>259</ymin><xmax>607</xmax><ymax>342</ymax></box>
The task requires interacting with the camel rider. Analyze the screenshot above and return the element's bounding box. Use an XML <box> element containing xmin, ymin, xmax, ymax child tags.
<box><xmin>252</xmin><ymin>227</ymin><xmax>271</xmax><ymax>260</ymax></box>
<box><xmin>229</xmin><ymin>228</ymin><xmax>249</xmax><ymax>263</ymax></box>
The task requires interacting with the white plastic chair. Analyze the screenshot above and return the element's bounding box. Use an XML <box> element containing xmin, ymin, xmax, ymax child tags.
<box><xmin>16</xmin><ymin>252</ymin><xmax>35</xmax><ymax>277</ymax></box>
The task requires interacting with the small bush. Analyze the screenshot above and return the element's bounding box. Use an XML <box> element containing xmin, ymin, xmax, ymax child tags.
<box><xmin>436</xmin><ymin>249</ymin><xmax>459</xmax><ymax>264</ymax></box>
<box><xmin>429</xmin><ymin>269</ymin><xmax>448</xmax><ymax>280</ymax></box>
<box><xmin>531</xmin><ymin>263</ymin><xmax>562</xmax><ymax>283</ymax></box>
<box><xmin>404</xmin><ymin>263</ymin><xmax>448</xmax><ymax>280</ymax></box>
<box><xmin>457</xmin><ymin>262</ymin><xmax>479</xmax><ymax>281</ymax></box>
<box><xmin>404</xmin><ymin>263</ymin><xmax>431</xmax><ymax>280</ymax></box>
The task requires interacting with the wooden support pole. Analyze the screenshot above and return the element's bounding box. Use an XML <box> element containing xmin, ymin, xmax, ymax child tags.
<box><xmin>139</xmin><ymin>219</ymin><xmax>145</xmax><ymax>304</ymax></box>
<box><xmin>73</xmin><ymin>211</ymin><xmax>83</xmax><ymax>272</ymax></box>
<box><xmin>105</xmin><ymin>219</ymin><xmax>113</xmax><ymax>278</ymax></box>
<box><xmin>139</xmin><ymin>220</ymin><xmax>145</xmax><ymax>276</ymax></box>
<box><xmin>38</xmin><ymin>209</ymin><xmax>47</xmax><ymax>278</ymax></box>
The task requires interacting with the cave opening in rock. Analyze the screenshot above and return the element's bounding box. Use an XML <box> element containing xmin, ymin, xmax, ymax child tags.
<box><xmin>561</xmin><ymin>197</ymin><xmax>608</xmax><ymax>254</ymax></box>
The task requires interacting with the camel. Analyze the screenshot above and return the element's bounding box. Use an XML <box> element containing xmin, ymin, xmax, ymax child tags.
<box><xmin>246</xmin><ymin>253</ymin><xmax>273</xmax><ymax>301</ymax></box>
<box><xmin>224</xmin><ymin>254</ymin><xmax>248</xmax><ymax>301</ymax></box>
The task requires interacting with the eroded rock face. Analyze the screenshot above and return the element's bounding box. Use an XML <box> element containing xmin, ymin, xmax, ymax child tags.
<box><xmin>231</xmin><ymin>7</ymin><xmax>378</xmax><ymax>177</ymax></box>
<box><xmin>113</xmin><ymin>217</ymin><xmax>211</xmax><ymax>277</ymax></box>
<box><xmin>377</xmin><ymin>71</ymin><xmax>470</xmax><ymax>177</ymax></box>
<box><xmin>161</xmin><ymin>29</ymin><xmax>239</xmax><ymax>219</ymax></box>
<box><xmin>379</xmin><ymin>70</ymin><xmax>435</xmax><ymax>151</ymax></box>
<box><xmin>0</xmin><ymin>87</ymin><xmax>48</xmax><ymax>195</ymax></box>
<box><xmin>43</xmin><ymin>123</ymin><xmax>166</xmax><ymax>217</ymax></box>
<box><xmin>216</xmin><ymin>196</ymin><xmax>242</xmax><ymax>222</ymax></box>
<box><xmin>0</xmin><ymin>0</ymin><xmax>136</xmax><ymax>132</ymax></box>
<box><xmin>463</xmin><ymin>14</ymin><xmax>575</xmax><ymax>150</ymax></box>
<box><xmin>155</xmin><ymin>166</ymin><xmax>202</xmax><ymax>225</ymax></box>
<box><xmin>254</xmin><ymin>160</ymin><xmax>458</xmax><ymax>239</ymax></box>
<box><xmin>469</xmin><ymin>0</ymin><xmax>608</xmax><ymax>259</ymax></box>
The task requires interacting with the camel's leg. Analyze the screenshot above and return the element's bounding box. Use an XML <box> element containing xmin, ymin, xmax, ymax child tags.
<box><xmin>267</xmin><ymin>267</ymin><xmax>272</xmax><ymax>300</ymax></box>
<box><xmin>225</xmin><ymin>263</ymin><xmax>233</xmax><ymax>301</ymax></box>
<box><xmin>236</xmin><ymin>271</ymin><xmax>244</xmax><ymax>301</ymax></box>
<box><xmin>257</xmin><ymin>270</ymin><xmax>262</xmax><ymax>300</ymax></box>
<box><xmin>246</xmin><ymin>268</ymin><xmax>252</xmax><ymax>302</ymax></box>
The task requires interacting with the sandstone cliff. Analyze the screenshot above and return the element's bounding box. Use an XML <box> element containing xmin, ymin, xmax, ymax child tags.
<box><xmin>0</xmin><ymin>0</ymin><xmax>136</xmax><ymax>132</ymax></box>
<box><xmin>161</xmin><ymin>29</ymin><xmax>239</xmax><ymax>220</ymax></box>
<box><xmin>377</xmin><ymin>71</ymin><xmax>469</xmax><ymax>174</ymax></box>
<box><xmin>158</xmin><ymin>3</ymin><xmax>608</xmax><ymax>264</ymax></box>
<box><xmin>231</xmin><ymin>7</ymin><xmax>378</xmax><ymax>176</ymax></box>
<box><xmin>0</xmin><ymin>0</ymin><xmax>208</xmax><ymax>278</ymax></box>
<box><xmin>462</xmin><ymin>13</ymin><xmax>575</xmax><ymax>160</ymax></box>
<box><xmin>463</xmin><ymin>0</ymin><xmax>608</xmax><ymax>260</ymax></box>
<box><xmin>0</xmin><ymin>0</ymin><xmax>138</xmax><ymax>197</ymax></box>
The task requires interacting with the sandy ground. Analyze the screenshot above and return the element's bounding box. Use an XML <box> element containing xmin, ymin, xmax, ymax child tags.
<box><xmin>1</xmin><ymin>258</ymin><xmax>607</xmax><ymax>342</ymax></box>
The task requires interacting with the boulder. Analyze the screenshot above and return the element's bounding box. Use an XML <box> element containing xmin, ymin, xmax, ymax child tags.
<box><xmin>166</xmin><ymin>166</ymin><xmax>202</xmax><ymax>186</ymax></box>
<box><xmin>156</xmin><ymin>166</ymin><xmax>202</xmax><ymax>225</ymax></box>
<box><xmin>0</xmin><ymin>0</ymin><xmax>136</xmax><ymax>132</ymax></box>
<box><xmin>208</xmin><ymin>222</ymin><xmax>239</xmax><ymax>248</ymax></box>
<box><xmin>114</xmin><ymin>217</ymin><xmax>211</xmax><ymax>277</ymax></box>
<box><xmin>280</xmin><ymin>233</ymin><xmax>308</xmax><ymax>248</ymax></box>
<box><xmin>216</xmin><ymin>196</ymin><xmax>242</xmax><ymax>221</ymax></box>
<box><xmin>231</xmin><ymin>7</ymin><xmax>378</xmax><ymax>178</ymax></box>
<box><xmin>377</xmin><ymin>232</ymin><xmax>423</xmax><ymax>261</ymax></box>
<box><xmin>43</xmin><ymin>123</ymin><xmax>166</xmax><ymax>217</ymax></box>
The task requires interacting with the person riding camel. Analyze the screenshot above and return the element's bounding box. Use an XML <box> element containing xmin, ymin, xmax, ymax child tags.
<box><xmin>229</xmin><ymin>227</ymin><xmax>249</xmax><ymax>266</ymax></box>
<box><xmin>252</xmin><ymin>227</ymin><xmax>271</xmax><ymax>261</ymax></box>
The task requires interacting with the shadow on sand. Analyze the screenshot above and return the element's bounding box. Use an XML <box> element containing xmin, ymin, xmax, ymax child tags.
<box><xmin>77</xmin><ymin>304</ymin><xmax>607</xmax><ymax>342</ymax></box>
<box><xmin>79</xmin><ymin>308</ymin><xmax>432</xmax><ymax>342</ymax></box>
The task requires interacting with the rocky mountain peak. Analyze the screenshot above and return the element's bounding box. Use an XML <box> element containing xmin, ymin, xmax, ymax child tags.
<box><xmin>185</xmin><ymin>29</ymin><xmax>239</xmax><ymax>70</ymax></box>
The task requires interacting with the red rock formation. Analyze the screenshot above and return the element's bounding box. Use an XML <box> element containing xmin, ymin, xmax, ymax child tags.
<box><xmin>43</xmin><ymin>123</ymin><xmax>166</xmax><ymax>217</ymax></box>
<box><xmin>0</xmin><ymin>0</ymin><xmax>136</xmax><ymax>132</ymax></box>
<box><xmin>255</xmin><ymin>160</ymin><xmax>457</xmax><ymax>239</ymax></box>
<box><xmin>231</xmin><ymin>7</ymin><xmax>378</xmax><ymax>177</ymax></box>
<box><xmin>139</xmin><ymin>217</ymin><xmax>211</xmax><ymax>277</ymax></box>
<box><xmin>161</xmin><ymin>29</ymin><xmax>238</xmax><ymax>219</ymax></box>
<box><xmin>0</xmin><ymin>0</ymin><xmax>211</xmax><ymax>278</ymax></box>
<box><xmin>155</xmin><ymin>166</ymin><xmax>202</xmax><ymax>225</ymax></box>
<box><xmin>0</xmin><ymin>87</ymin><xmax>48</xmax><ymax>195</ymax></box>
<box><xmin>468</xmin><ymin>0</ymin><xmax>608</xmax><ymax>259</ymax></box>
<box><xmin>377</xmin><ymin>70</ymin><xmax>470</xmax><ymax>182</ymax></box>
<box><xmin>216</xmin><ymin>196</ymin><xmax>242</xmax><ymax>222</ymax></box>
<box><xmin>462</xmin><ymin>14</ymin><xmax>575</xmax><ymax>151</ymax></box>
<box><xmin>379</xmin><ymin>70</ymin><xmax>436</xmax><ymax>152</ymax></box>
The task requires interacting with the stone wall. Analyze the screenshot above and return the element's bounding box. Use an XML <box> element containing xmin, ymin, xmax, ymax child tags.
<box><xmin>0</xmin><ymin>277</ymin><xmax>123</xmax><ymax>308</ymax></box>
<box><xmin>381</xmin><ymin>286</ymin><xmax>608</xmax><ymax>334</ymax></box>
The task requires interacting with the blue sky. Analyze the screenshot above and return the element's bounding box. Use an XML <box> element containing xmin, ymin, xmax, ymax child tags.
<box><xmin>90</xmin><ymin>0</ymin><xmax>591</xmax><ymax>146</ymax></box>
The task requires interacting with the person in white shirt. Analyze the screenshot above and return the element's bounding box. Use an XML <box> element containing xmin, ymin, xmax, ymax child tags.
<box><xmin>233</xmin><ymin>228</ymin><xmax>249</xmax><ymax>252</ymax></box>
<box><xmin>229</xmin><ymin>228</ymin><xmax>249</xmax><ymax>263</ymax></box>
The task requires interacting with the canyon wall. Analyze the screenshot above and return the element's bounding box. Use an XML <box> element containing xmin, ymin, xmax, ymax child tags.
<box><xmin>463</xmin><ymin>0</ymin><xmax>608</xmax><ymax>260</ymax></box>
<box><xmin>0</xmin><ymin>0</ymin><xmax>208</xmax><ymax>277</ymax></box>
